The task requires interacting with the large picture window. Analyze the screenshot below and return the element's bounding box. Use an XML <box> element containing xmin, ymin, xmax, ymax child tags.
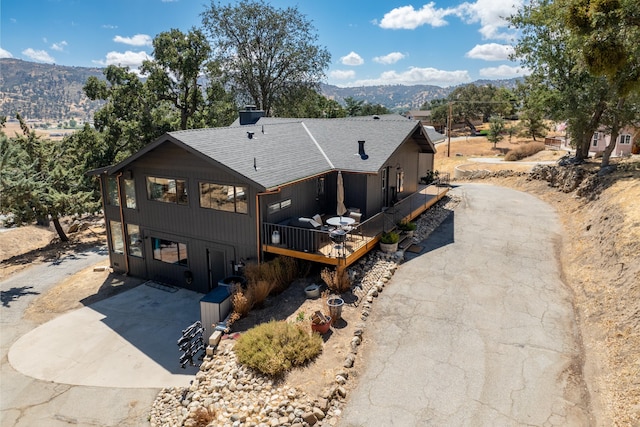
<box><xmin>109</xmin><ymin>220</ymin><xmax>124</xmax><ymax>254</ymax></box>
<box><xmin>146</xmin><ymin>176</ymin><xmax>188</xmax><ymax>205</ymax></box>
<box><xmin>199</xmin><ymin>182</ymin><xmax>247</xmax><ymax>213</ymax></box>
<box><xmin>127</xmin><ymin>224</ymin><xmax>143</xmax><ymax>258</ymax></box>
<box><xmin>106</xmin><ymin>177</ymin><xmax>120</xmax><ymax>206</ymax></box>
<box><xmin>152</xmin><ymin>237</ymin><xmax>188</xmax><ymax>266</ymax></box>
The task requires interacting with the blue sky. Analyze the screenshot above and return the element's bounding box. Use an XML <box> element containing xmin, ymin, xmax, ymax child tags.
<box><xmin>1</xmin><ymin>0</ymin><xmax>529</xmax><ymax>88</ymax></box>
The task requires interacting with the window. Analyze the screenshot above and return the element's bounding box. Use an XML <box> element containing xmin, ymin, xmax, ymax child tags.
<box><xmin>146</xmin><ymin>176</ymin><xmax>188</xmax><ymax>205</ymax></box>
<box><xmin>152</xmin><ymin>238</ymin><xmax>188</xmax><ymax>266</ymax></box>
<box><xmin>268</xmin><ymin>198</ymin><xmax>292</xmax><ymax>215</ymax></box>
<box><xmin>106</xmin><ymin>177</ymin><xmax>120</xmax><ymax>206</ymax></box>
<box><xmin>396</xmin><ymin>171</ymin><xmax>404</xmax><ymax>193</ymax></box>
<box><xmin>124</xmin><ymin>179</ymin><xmax>137</xmax><ymax>209</ymax></box>
<box><xmin>316</xmin><ymin>177</ymin><xmax>325</xmax><ymax>198</ymax></box>
<box><xmin>127</xmin><ymin>224</ymin><xmax>142</xmax><ymax>258</ymax></box>
<box><xmin>381</xmin><ymin>168</ymin><xmax>387</xmax><ymax>191</ymax></box>
<box><xmin>619</xmin><ymin>134</ymin><xmax>631</xmax><ymax>144</ymax></box>
<box><xmin>592</xmin><ymin>132</ymin><xmax>600</xmax><ymax>147</ymax></box>
<box><xmin>199</xmin><ymin>182</ymin><xmax>248</xmax><ymax>213</ymax></box>
<box><xmin>109</xmin><ymin>220</ymin><xmax>124</xmax><ymax>254</ymax></box>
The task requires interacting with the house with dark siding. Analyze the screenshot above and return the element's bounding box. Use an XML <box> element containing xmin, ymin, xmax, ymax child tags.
<box><xmin>90</xmin><ymin>113</ymin><xmax>447</xmax><ymax>293</ymax></box>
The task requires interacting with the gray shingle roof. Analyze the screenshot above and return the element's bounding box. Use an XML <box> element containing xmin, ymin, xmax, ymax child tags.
<box><xmin>107</xmin><ymin>115</ymin><xmax>435</xmax><ymax>191</ymax></box>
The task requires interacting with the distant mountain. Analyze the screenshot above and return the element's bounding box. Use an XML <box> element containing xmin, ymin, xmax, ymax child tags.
<box><xmin>321</xmin><ymin>78</ymin><xmax>522</xmax><ymax>111</ymax></box>
<box><xmin>0</xmin><ymin>58</ymin><xmax>105</xmax><ymax>122</ymax></box>
<box><xmin>0</xmin><ymin>58</ymin><xmax>522</xmax><ymax>121</ymax></box>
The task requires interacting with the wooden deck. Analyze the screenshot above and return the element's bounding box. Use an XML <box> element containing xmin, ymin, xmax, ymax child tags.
<box><xmin>261</xmin><ymin>184</ymin><xmax>450</xmax><ymax>271</ymax></box>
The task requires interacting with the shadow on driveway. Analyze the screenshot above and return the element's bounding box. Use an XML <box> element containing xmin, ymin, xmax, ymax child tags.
<box><xmin>8</xmin><ymin>283</ymin><xmax>204</xmax><ymax>388</ymax></box>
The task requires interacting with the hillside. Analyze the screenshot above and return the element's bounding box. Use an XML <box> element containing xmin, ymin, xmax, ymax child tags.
<box><xmin>0</xmin><ymin>58</ymin><xmax>521</xmax><ymax>121</ymax></box>
<box><xmin>321</xmin><ymin>78</ymin><xmax>521</xmax><ymax>111</ymax></box>
<box><xmin>0</xmin><ymin>58</ymin><xmax>105</xmax><ymax>121</ymax></box>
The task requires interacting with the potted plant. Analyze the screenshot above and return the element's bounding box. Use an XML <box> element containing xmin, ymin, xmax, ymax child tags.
<box><xmin>379</xmin><ymin>230</ymin><xmax>399</xmax><ymax>253</ymax></box>
<box><xmin>310</xmin><ymin>310</ymin><xmax>331</xmax><ymax>334</ymax></box>
<box><xmin>397</xmin><ymin>220</ymin><xmax>417</xmax><ymax>238</ymax></box>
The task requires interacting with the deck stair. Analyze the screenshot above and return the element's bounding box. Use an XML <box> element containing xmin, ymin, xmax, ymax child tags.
<box><xmin>398</xmin><ymin>232</ymin><xmax>414</xmax><ymax>250</ymax></box>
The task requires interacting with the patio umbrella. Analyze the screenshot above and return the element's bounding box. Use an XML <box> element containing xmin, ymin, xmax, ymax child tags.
<box><xmin>337</xmin><ymin>171</ymin><xmax>347</xmax><ymax>216</ymax></box>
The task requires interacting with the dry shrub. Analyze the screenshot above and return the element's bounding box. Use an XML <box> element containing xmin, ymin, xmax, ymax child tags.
<box><xmin>321</xmin><ymin>267</ymin><xmax>351</xmax><ymax>294</ymax></box>
<box><xmin>228</xmin><ymin>282</ymin><xmax>251</xmax><ymax>324</ymax></box>
<box><xmin>504</xmin><ymin>142</ymin><xmax>546</xmax><ymax>161</ymax></box>
<box><xmin>233</xmin><ymin>320</ymin><xmax>323</xmax><ymax>377</ymax></box>
<box><xmin>249</xmin><ymin>279</ymin><xmax>273</xmax><ymax>308</ymax></box>
<box><xmin>191</xmin><ymin>407</ymin><xmax>216</xmax><ymax>426</ymax></box>
<box><xmin>244</xmin><ymin>256</ymin><xmax>300</xmax><ymax>294</ymax></box>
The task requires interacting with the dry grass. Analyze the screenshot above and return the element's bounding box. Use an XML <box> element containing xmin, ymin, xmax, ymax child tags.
<box><xmin>504</xmin><ymin>141</ymin><xmax>546</xmax><ymax>161</ymax></box>
<box><xmin>191</xmin><ymin>407</ymin><xmax>216</xmax><ymax>427</ymax></box>
<box><xmin>244</xmin><ymin>256</ymin><xmax>302</xmax><ymax>294</ymax></box>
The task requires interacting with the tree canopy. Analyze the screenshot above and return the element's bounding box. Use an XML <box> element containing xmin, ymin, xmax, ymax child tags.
<box><xmin>0</xmin><ymin>115</ymin><xmax>98</xmax><ymax>240</ymax></box>
<box><xmin>201</xmin><ymin>0</ymin><xmax>331</xmax><ymax>116</ymax></box>
<box><xmin>510</xmin><ymin>0</ymin><xmax>639</xmax><ymax>165</ymax></box>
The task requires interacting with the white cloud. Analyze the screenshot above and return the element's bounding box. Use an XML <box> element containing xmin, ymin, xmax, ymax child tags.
<box><xmin>22</xmin><ymin>48</ymin><xmax>55</xmax><ymax>63</ymax></box>
<box><xmin>354</xmin><ymin>67</ymin><xmax>471</xmax><ymax>87</ymax></box>
<box><xmin>373</xmin><ymin>52</ymin><xmax>406</xmax><ymax>65</ymax></box>
<box><xmin>330</xmin><ymin>70</ymin><xmax>356</xmax><ymax>80</ymax></box>
<box><xmin>479</xmin><ymin>64</ymin><xmax>529</xmax><ymax>78</ymax></box>
<box><xmin>113</xmin><ymin>34</ymin><xmax>152</xmax><ymax>47</ymax></box>
<box><xmin>378</xmin><ymin>3</ymin><xmax>455</xmax><ymax>29</ymax></box>
<box><xmin>378</xmin><ymin>1</ymin><xmax>521</xmax><ymax>41</ymax></box>
<box><xmin>102</xmin><ymin>24</ymin><xmax>118</xmax><ymax>30</ymax></box>
<box><xmin>455</xmin><ymin>0</ymin><xmax>523</xmax><ymax>40</ymax></box>
<box><xmin>94</xmin><ymin>50</ymin><xmax>151</xmax><ymax>70</ymax></box>
<box><xmin>51</xmin><ymin>41</ymin><xmax>68</xmax><ymax>52</ymax></box>
<box><xmin>0</xmin><ymin>47</ymin><xmax>14</xmax><ymax>59</ymax></box>
<box><xmin>466</xmin><ymin>43</ymin><xmax>513</xmax><ymax>61</ymax></box>
<box><xmin>341</xmin><ymin>51</ymin><xmax>364</xmax><ymax>66</ymax></box>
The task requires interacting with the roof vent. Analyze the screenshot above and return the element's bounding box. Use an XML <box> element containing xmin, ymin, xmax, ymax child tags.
<box><xmin>247</xmin><ymin>131</ymin><xmax>254</xmax><ymax>139</ymax></box>
<box><xmin>358</xmin><ymin>140</ymin><xmax>369</xmax><ymax>160</ymax></box>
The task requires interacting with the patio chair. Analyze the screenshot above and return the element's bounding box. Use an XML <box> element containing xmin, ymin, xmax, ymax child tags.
<box><xmin>346</xmin><ymin>211</ymin><xmax>363</xmax><ymax>240</ymax></box>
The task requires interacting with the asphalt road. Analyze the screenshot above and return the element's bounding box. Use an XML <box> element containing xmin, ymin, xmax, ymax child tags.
<box><xmin>339</xmin><ymin>183</ymin><xmax>591</xmax><ymax>426</ymax></box>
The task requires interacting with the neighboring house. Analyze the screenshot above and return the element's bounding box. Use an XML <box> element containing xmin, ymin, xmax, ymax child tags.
<box><xmin>590</xmin><ymin>126</ymin><xmax>638</xmax><ymax>157</ymax></box>
<box><xmin>89</xmin><ymin>112</ymin><xmax>445</xmax><ymax>293</ymax></box>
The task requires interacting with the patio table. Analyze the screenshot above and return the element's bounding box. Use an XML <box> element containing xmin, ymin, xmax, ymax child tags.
<box><xmin>326</xmin><ymin>216</ymin><xmax>355</xmax><ymax>228</ymax></box>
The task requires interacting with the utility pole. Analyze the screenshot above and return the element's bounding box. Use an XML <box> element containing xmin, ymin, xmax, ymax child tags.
<box><xmin>447</xmin><ymin>102</ymin><xmax>452</xmax><ymax>157</ymax></box>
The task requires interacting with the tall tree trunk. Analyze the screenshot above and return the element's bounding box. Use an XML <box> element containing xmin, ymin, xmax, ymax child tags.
<box><xmin>52</xmin><ymin>216</ymin><xmax>69</xmax><ymax>242</ymax></box>
<box><xmin>601</xmin><ymin>98</ymin><xmax>626</xmax><ymax>168</ymax></box>
<box><xmin>575</xmin><ymin>101</ymin><xmax>608</xmax><ymax>162</ymax></box>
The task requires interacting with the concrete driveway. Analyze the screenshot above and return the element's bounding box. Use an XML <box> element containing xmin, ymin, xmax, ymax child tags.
<box><xmin>8</xmin><ymin>284</ymin><xmax>202</xmax><ymax>388</ymax></box>
<box><xmin>1</xmin><ymin>251</ymin><xmax>203</xmax><ymax>426</ymax></box>
<box><xmin>339</xmin><ymin>183</ymin><xmax>591</xmax><ymax>426</ymax></box>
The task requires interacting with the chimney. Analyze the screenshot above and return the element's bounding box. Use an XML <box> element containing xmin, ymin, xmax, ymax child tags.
<box><xmin>239</xmin><ymin>105</ymin><xmax>265</xmax><ymax>125</ymax></box>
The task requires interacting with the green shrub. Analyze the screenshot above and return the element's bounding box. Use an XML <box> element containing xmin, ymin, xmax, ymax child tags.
<box><xmin>234</xmin><ymin>320</ymin><xmax>323</xmax><ymax>377</ymax></box>
<box><xmin>420</xmin><ymin>170</ymin><xmax>440</xmax><ymax>184</ymax></box>
<box><xmin>397</xmin><ymin>219</ymin><xmax>417</xmax><ymax>231</ymax></box>
<box><xmin>504</xmin><ymin>142</ymin><xmax>546</xmax><ymax>161</ymax></box>
<box><xmin>381</xmin><ymin>231</ymin><xmax>399</xmax><ymax>244</ymax></box>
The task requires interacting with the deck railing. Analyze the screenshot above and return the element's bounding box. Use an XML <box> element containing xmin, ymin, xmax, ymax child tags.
<box><xmin>261</xmin><ymin>184</ymin><xmax>447</xmax><ymax>262</ymax></box>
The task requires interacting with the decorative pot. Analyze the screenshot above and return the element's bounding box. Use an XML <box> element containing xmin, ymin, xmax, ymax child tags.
<box><xmin>380</xmin><ymin>242</ymin><xmax>398</xmax><ymax>253</ymax></box>
<box><xmin>326</xmin><ymin>297</ymin><xmax>344</xmax><ymax>324</ymax></box>
<box><xmin>311</xmin><ymin>317</ymin><xmax>331</xmax><ymax>334</ymax></box>
<box><xmin>304</xmin><ymin>283</ymin><xmax>320</xmax><ymax>298</ymax></box>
